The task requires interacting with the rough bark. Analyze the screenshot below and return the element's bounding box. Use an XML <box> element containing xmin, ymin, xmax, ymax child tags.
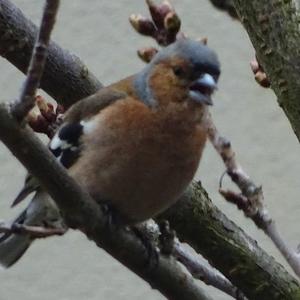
<box><xmin>160</xmin><ymin>183</ymin><xmax>300</xmax><ymax>300</ymax></box>
<box><xmin>232</xmin><ymin>0</ymin><xmax>300</xmax><ymax>142</ymax></box>
<box><xmin>0</xmin><ymin>0</ymin><xmax>300</xmax><ymax>299</ymax></box>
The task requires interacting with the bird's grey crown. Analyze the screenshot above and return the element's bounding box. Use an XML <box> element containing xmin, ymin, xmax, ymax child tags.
<box><xmin>134</xmin><ymin>38</ymin><xmax>220</xmax><ymax>107</ymax></box>
<box><xmin>152</xmin><ymin>38</ymin><xmax>220</xmax><ymax>73</ymax></box>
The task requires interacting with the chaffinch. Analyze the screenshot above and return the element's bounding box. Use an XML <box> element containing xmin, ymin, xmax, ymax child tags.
<box><xmin>0</xmin><ymin>38</ymin><xmax>220</xmax><ymax>267</ymax></box>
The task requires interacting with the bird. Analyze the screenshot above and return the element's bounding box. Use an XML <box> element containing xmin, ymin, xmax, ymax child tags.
<box><xmin>0</xmin><ymin>38</ymin><xmax>220</xmax><ymax>267</ymax></box>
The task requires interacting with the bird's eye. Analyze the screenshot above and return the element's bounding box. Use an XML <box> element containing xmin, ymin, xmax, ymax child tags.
<box><xmin>173</xmin><ymin>66</ymin><xmax>184</xmax><ymax>77</ymax></box>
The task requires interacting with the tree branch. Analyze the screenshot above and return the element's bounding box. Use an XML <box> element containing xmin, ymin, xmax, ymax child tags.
<box><xmin>136</xmin><ymin>220</ymin><xmax>246</xmax><ymax>299</ymax></box>
<box><xmin>232</xmin><ymin>0</ymin><xmax>300</xmax><ymax>143</ymax></box>
<box><xmin>174</xmin><ymin>243</ymin><xmax>247</xmax><ymax>300</ymax></box>
<box><xmin>206</xmin><ymin>111</ymin><xmax>300</xmax><ymax>277</ymax></box>
<box><xmin>1</xmin><ymin>0</ymin><xmax>300</xmax><ymax>299</ymax></box>
<box><xmin>0</xmin><ymin>222</ymin><xmax>67</xmax><ymax>238</ymax></box>
<box><xmin>160</xmin><ymin>183</ymin><xmax>300</xmax><ymax>300</ymax></box>
<box><xmin>11</xmin><ymin>0</ymin><xmax>60</xmax><ymax>121</ymax></box>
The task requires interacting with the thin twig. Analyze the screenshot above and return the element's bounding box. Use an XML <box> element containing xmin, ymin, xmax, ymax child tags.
<box><xmin>11</xmin><ymin>0</ymin><xmax>60</xmax><ymax>121</ymax></box>
<box><xmin>130</xmin><ymin>0</ymin><xmax>181</xmax><ymax>47</ymax></box>
<box><xmin>129</xmin><ymin>0</ymin><xmax>182</xmax><ymax>63</ymax></box>
<box><xmin>206</xmin><ymin>112</ymin><xmax>300</xmax><ymax>277</ymax></box>
<box><xmin>0</xmin><ymin>222</ymin><xmax>67</xmax><ymax>238</ymax></box>
<box><xmin>174</xmin><ymin>242</ymin><xmax>248</xmax><ymax>300</ymax></box>
<box><xmin>141</xmin><ymin>220</ymin><xmax>247</xmax><ymax>299</ymax></box>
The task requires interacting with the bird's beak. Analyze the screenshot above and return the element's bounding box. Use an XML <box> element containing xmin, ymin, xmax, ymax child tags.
<box><xmin>189</xmin><ymin>73</ymin><xmax>218</xmax><ymax>105</ymax></box>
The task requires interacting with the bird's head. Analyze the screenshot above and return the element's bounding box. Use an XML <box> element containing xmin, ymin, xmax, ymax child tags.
<box><xmin>134</xmin><ymin>38</ymin><xmax>220</xmax><ymax>108</ymax></box>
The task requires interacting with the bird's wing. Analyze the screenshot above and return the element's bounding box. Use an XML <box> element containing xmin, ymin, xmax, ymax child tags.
<box><xmin>49</xmin><ymin>88</ymin><xmax>127</xmax><ymax>168</ymax></box>
<box><xmin>63</xmin><ymin>88</ymin><xmax>127</xmax><ymax>123</ymax></box>
<box><xmin>12</xmin><ymin>88</ymin><xmax>127</xmax><ymax>207</ymax></box>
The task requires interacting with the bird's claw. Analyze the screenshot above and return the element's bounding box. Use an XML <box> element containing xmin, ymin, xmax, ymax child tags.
<box><xmin>158</xmin><ymin>220</ymin><xmax>176</xmax><ymax>255</ymax></box>
<box><xmin>131</xmin><ymin>226</ymin><xmax>159</xmax><ymax>270</ymax></box>
<box><xmin>101</xmin><ymin>203</ymin><xmax>124</xmax><ymax>229</ymax></box>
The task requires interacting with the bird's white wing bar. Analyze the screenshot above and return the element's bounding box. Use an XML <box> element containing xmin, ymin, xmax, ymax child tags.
<box><xmin>49</xmin><ymin>122</ymin><xmax>84</xmax><ymax>168</ymax></box>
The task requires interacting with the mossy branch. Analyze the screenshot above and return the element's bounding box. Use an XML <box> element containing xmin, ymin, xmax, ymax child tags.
<box><xmin>0</xmin><ymin>0</ymin><xmax>300</xmax><ymax>299</ymax></box>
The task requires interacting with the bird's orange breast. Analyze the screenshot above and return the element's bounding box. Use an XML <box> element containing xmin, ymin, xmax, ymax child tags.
<box><xmin>69</xmin><ymin>98</ymin><xmax>207</xmax><ymax>224</ymax></box>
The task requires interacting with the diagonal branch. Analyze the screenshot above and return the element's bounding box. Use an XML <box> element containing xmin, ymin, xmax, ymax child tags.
<box><xmin>0</xmin><ymin>222</ymin><xmax>67</xmax><ymax>238</ymax></box>
<box><xmin>174</xmin><ymin>243</ymin><xmax>247</xmax><ymax>300</ymax></box>
<box><xmin>232</xmin><ymin>0</ymin><xmax>300</xmax><ymax>143</ymax></box>
<box><xmin>160</xmin><ymin>183</ymin><xmax>300</xmax><ymax>299</ymax></box>
<box><xmin>0</xmin><ymin>0</ymin><xmax>300</xmax><ymax>299</ymax></box>
<box><xmin>141</xmin><ymin>220</ymin><xmax>248</xmax><ymax>299</ymax></box>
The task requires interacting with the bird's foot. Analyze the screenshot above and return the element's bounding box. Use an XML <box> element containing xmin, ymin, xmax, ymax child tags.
<box><xmin>101</xmin><ymin>203</ymin><xmax>124</xmax><ymax>229</ymax></box>
<box><xmin>131</xmin><ymin>225</ymin><xmax>159</xmax><ymax>270</ymax></box>
<box><xmin>158</xmin><ymin>220</ymin><xmax>176</xmax><ymax>255</ymax></box>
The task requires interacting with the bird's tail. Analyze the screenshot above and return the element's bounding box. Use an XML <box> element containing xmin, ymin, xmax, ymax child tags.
<box><xmin>0</xmin><ymin>210</ymin><xmax>32</xmax><ymax>268</ymax></box>
<box><xmin>0</xmin><ymin>190</ymin><xmax>65</xmax><ymax>268</ymax></box>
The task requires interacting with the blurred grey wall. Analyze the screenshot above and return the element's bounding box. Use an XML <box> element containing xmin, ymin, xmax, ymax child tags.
<box><xmin>0</xmin><ymin>1</ymin><xmax>299</xmax><ymax>300</ymax></box>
